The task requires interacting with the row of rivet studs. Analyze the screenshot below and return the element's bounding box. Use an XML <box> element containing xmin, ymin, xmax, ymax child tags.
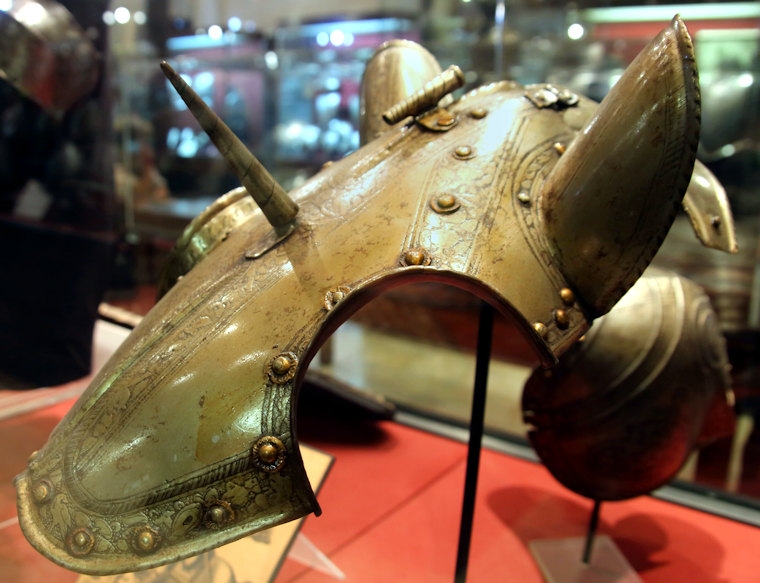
<box><xmin>57</xmin><ymin>361</ymin><xmax>295</xmax><ymax>559</ymax></box>
<box><xmin>516</xmin><ymin>140</ymin><xmax>565</xmax><ymax>208</ymax></box>
<box><xmin>432</xmin><ymin>109</ymin><xmax>487</xmax><ymax>214</ymax></box>
<box><xmin>59</xmin><ymin>431</ymin><xmax>287</xmax><ymax>558</ymax></box>
<box><xmin>533</xmin><ymin>287</ymin><xmax>576</xmax><ymax>338</ymax></box>
<box><xmin>517</xmin><ymin>131</ymin><xmax>571</xmax><ymax>337</ymax></box>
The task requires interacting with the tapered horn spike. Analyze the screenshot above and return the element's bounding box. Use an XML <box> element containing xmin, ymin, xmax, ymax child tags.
<box><xmin>160</xmin><ymin>61</ymin><xmax>298</xmax><ymax>229</ymax></box>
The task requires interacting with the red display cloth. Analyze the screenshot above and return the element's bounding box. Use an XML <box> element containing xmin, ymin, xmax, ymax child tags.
<box><xmin>1</xmin><ymin>400</ymin><xmax>757</xmax><ymax>582</ymax></box>
<box><xmin>278</xmin><ymin>420</ymin><xmax>758</xmax><ymax>583</ymax></box>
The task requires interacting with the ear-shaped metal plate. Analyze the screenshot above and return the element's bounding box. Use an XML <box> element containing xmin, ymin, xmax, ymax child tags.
<box><xmin>683</xmin><ymin>160</ymin><xmax>738</xmax><ymax>253</ymax></box>
<box><xmin>157</xmin><ymin>188</ymin><xmax>256</xmax><ymax>298</ymax></box>
<box><xmin>359</xmin><ymin>39</ymin><xmax>448</xmax><ymax>144</ymax></box>
<box><xmin>540</xmin><ymin>15</ymin><xmax>701</xmax><ymax>317</ymax></box>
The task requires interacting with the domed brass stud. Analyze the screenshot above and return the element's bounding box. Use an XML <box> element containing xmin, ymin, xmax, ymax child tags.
<box><xmin>559</xmin><ymin>287</ymin><xmax>575</xmax><ymax>305</ymax></box>
<box><xmin>132</xmin><ymin>526</ymin><xmax>161</xmax><ymax>554</ymax></box>
<box><xmin>31</xmin><ymin>479</ymin><xmax>52</xmax><ymax>504</ymax></box>
<box><xmin>204</xmin><ymin>500</ymin><xmax>235</xmax><ymax>530</ymax></box>
<box><xmin>553</xmin><ymin>142</ymin><xmax>566</xmax><ymax>155</ymax></box>
<box><xmin>430</xmin><ymin>194</ymin><xmax>461</xmax><ymax>214</ymax></box>
<box><xmin>252</xmin><ymin>435</ymin><xmax>287</xmax><ymax>473</ymax></box>
<box><xmin>267</xmin><ymin>352</ymin><xmax>298</xmax><ymax>384</ymax></box>
<box><xmin>554</xmin><ymin>309</ymin><xmax>570</xmax><ymax>329</ymax></box>
<box><xmin>470</xmin><ymin>108</ymin><xmax>488</xmax><ymax>119</ymax></box>
<box><xmin>400</xmin><ymin>248</ymin><xmax>432</xmax><ymax>267</ymax></box>
<box><xmin>453</xmin><ymin>145</ymin><xmax>475</xmax><ymax>159</ymax></box>
<box><xmin>533</xmin><ymin>322</ymin><xmax>548</xmax><ymax>338</ymax></box>
<box><xmin>324</xmin><ymin>286</ymin><xmax>350</xmax><ymax>311</ymax></box>
<box><xmin>67</xmin><ymin>528</ymin><xmax>95</xmax><ymax>557</ymax></box>
<box><xmin>517</xmin><ymin>192</ymin><xmax>531</xmax><ymax>205</ymax></box>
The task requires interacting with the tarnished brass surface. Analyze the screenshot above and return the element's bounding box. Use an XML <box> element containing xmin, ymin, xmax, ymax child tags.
<box><xmin>683</xmin><ymin>160</ymin><xmax>738</xmax><ymax>254</ymax></box>
<box><xmin>522</xmin><ymin>268</ymin><xmax>733</xmax><ymax>501</ymax></box>
<box><xmin>0</xmin><ymin>0</ymin><xmax>99</xmax><ymax>117</ymax></box>
<box><xmin>16</xmin><ymin>17</ymin><xmax>710</xmax><ymax>574</ymax></box>
<box><xmin>540</xmin><ymin>16</ymin><xmax>701</xmax><ymax>317</ymax></box>
<box><xmin>156</xmin><ymin>188</ymin><xmax>257</xmax><ymax>298</ymax></box>
<box><xmin>359</xmin><ymin>39</ymin><xmax>450</xmax><ymax>144</ymax></box>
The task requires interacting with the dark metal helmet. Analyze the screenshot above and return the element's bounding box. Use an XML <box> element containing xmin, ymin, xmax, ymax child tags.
<box><xmin>522</xmin><ymin>267</ymin><xmax>733</xmax><ymax>501</ymax></box>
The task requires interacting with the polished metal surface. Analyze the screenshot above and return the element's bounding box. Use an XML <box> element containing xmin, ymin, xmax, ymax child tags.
<box><xmin>540</xmin><ymin>16</ymin><xmax>701</xmax><ymax>317</ymax></box>
<box><xmin>359</xmin><ymin>39</ymin><xmax>451</xmax><ymax>144</ymax></box>
<box><xmin>0</xmin><ymin>0</ymin><xmax>99</xmax><ymax>117</ymax></box>
<box><xmin>16</xmin><ymin>17</ymin><xmax>718</xmax><ymax>574</ymax></box>
<box><xmin>683</xmin><ymin>160</ymin><xmax>738</xmax><ymax>253</ymax></box>
<box><xmin>523</xmin><ymin>267</ymin><xmax>733</xmax><ymax>501</ymax></box>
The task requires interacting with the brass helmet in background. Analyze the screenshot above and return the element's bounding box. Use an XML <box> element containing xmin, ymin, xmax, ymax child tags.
<box><xmin>523</xmin><ymin>267</ymin><xmax>734</xmax><ymax>501</ymax></box>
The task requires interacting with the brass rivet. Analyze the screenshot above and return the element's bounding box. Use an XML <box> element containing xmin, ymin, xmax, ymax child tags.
<box><xmin>517</xmin><ymin>192</ymin><xmax>531</xmax><ymax>205</ymax></box>
<box><xmin>554</xmin><ymin>309</ymin><xmax>570</xmax><ymax>329</ymax></box>
<box><xmin>259</xmin><ymin>443</ymin><xmax>278</xmax><ymax>464</ymax></box>
<box><xmin>533</xmin><ymin>322</ymin><xmax>548</xmax><ymax>338</ymax></box>
<box><xmin>430</xmin><ymin>194</ymin><xmax>461</xmax><ymax>214</ymax></box>
<box><xmin>272</xmin><ymin>355</ymin><xmax>292</xmax><ymax>375</ymax></box>
<box><xmin>208</xmin><ymin>506</ymin><xmax>227</xmax><ymax>524</ymax></box>
<box><xmin>204</xmin><ymin>501</ymin><xmax>235</xmax><ymax>529</ymax></box>
<box><xmin>553</xmin><ymin>142</ymin><xmax>566</xmax><ymax>155</ymax></box>
<box><xmin>559</xmin><ymin>288</ymin><xmax>575</xmax><ymax>305</ymax></box>
<box><xmin>267</xmin><ymin>352</ymin><xmax>298</xmax><ymax>384</ymax></box>
<box><xmin>253</xmin><ymin>435</ymin><xmax>286</xmax><ymax>472</ymax></box>
<box><xmin>133</xmin><ymin>527</ymin><xmax>160</xmax><ymax>554</ymax></box>
<box><xmin>324</xmin><ymin>286</ymin><xmax>349</xmax><ymax>311</ymax></box>
<box><xmin>67</xmin><ymin>528</ymin><xmax>95</xmax><ymax>557</ymax></box>
<box><xmin>31</xmin><ymin>480</ymin><xmax>52</xmax><ymax>504</ymax></box>
<box><xmin>406</xmin><ymin>250</ymin><xmax>424</xmax><ymax>265</ymax></box>
<box><xmin>438</xmin><ymin>194</ymin><xmax>456</xmax><ymax>208</ymax></box>
<box><xmin>470</xmin><ymin>108</ymin><xmax>487</xmax><ymax>119</ymax></box>
<box><xmin>401</xmin><ymin>248</ymin><xmax>431</xmax><ymax>267</ymax></box>
<box><xmin>454</xmin><ymin>145</ymin><xmax>473</xmax><ymax>159</ymax></box>
<box><xmin>437</xmin><ymin>111</ymin><xmax>456</xmax><ymax>127</ymax></box>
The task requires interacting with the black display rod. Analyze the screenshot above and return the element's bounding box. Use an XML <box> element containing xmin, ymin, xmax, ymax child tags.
<box><xmin>454</xmin><ymin>301</ymin><xmax>495</xmax><ymax>583</ymax></box>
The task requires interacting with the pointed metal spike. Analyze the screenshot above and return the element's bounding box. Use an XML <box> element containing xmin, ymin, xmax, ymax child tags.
<box><xmin>160</xmin><ymin>61</ymin><xmax>298</xmax><ymax>229</ymax></box>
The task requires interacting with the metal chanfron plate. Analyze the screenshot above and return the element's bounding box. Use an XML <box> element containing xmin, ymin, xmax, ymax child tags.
<box><xmin>15</xmin><ymin>17</ymin><xmax>708</xmax><ymax>574</ymax></box>
<box><xmin>16</xmin><ymin>82</ymin><xmax>591</xmax><ymax>574</ymax></box>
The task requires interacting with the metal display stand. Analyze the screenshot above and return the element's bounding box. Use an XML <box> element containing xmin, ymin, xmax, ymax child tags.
<box><xmin>455</xmin><ymin>304</ymin><xmax>639</xmax><ymax>583</ymax></box>
<box><xmin>455</xmin><ymin>301</ymin><xmax>494</xmax><ymax>582</ymax></box>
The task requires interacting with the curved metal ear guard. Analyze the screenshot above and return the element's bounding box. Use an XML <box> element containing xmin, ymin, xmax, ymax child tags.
<box><xmin>14</xmin><ymin>16</ymin><xmax>736</xmax><ymax>575</ymax></box>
